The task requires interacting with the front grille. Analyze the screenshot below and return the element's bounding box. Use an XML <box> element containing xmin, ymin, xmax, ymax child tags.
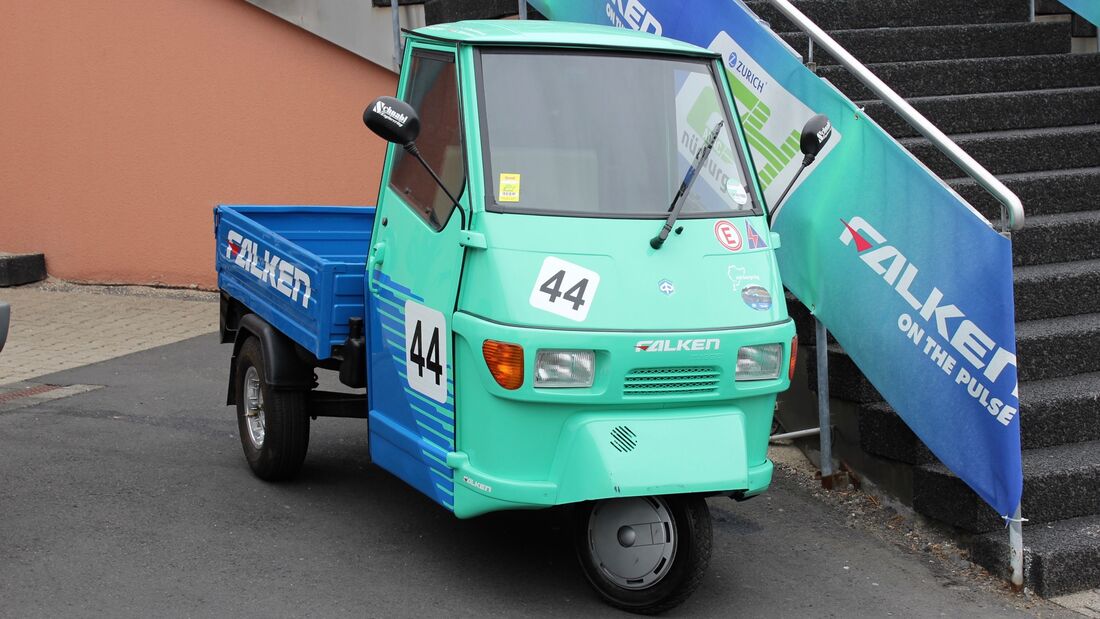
<box><xmin>622</xmin><ymin>367</ymin><xmax>721</xmax><ymax>396</ymax></box>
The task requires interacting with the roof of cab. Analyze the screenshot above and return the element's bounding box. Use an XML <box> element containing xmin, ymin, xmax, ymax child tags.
<box><xmin>409</xmin><ymin>20</ymin><xmax>718</xmax><ymax>58</ymax></box>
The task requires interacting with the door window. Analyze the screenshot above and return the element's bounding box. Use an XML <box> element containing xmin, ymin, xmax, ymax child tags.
<box><xmin>388</xmin><ymin>49</ymin><xmax>465</xmax><ymax>230</ymax></box>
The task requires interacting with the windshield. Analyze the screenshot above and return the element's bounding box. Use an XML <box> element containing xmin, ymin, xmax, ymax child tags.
<box><xmin>477</xmin><ymin>50</ymin><xmax>759</xmax><ymax>219</ymax></box>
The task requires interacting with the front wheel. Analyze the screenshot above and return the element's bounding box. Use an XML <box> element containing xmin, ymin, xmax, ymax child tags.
<box><xmin>575</xmin><ymin>494</ymin><xmax>712</xmax><ymax>615</ymax></box>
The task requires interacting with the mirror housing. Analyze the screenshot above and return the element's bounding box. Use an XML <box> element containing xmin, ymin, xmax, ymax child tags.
<box><xmin>363</xmin><ymin>96</ymin><xmax>420</xmax><ymax>146</ymax></box>
<box><xmin>799</xmin><ymin>114</ymin><xmax>832</xmax><ymax>160</ymax></box>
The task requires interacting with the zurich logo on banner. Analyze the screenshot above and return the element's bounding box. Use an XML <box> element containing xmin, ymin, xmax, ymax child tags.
<box><xmin>528</xmin><ymin>0</ymin><xmax>1023</xmax><ymax>518</ymax></box>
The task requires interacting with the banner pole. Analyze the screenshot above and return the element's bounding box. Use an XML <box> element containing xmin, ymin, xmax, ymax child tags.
<box><xmin>390</xmin><ymin>0</ymin><xmax>401</xmax><ymax>69</ymax></box>
<box><xmin>1010</xmin><ymin>504</ymin><xmax>1024</xmax><ymax>588</ymax></box>
<box><xmin>816</xmin><ymin>318</ymin><xmax>834</xmax><ymax>480</ymax></box>
<box><xmin>518</xmin><ymin>1</ymin><xmax>528</xmax><ymax>19</ymax></box>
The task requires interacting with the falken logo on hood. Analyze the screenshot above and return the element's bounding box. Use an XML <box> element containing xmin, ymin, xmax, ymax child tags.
<box><xmin>225</xmin><ymin>230</ymin><xmax>312</xmax><ymax>309</ymax></box>
<box><xmin>635</xmin><ymin>338</ymin><xmax>720</xmax><ymax>352</ymax></box>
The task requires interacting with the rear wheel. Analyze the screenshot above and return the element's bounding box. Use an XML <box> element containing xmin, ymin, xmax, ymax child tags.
<box><xmin>235</xmin><ymin>337</ymin><xmax>309</xmax><ymax>481</ymax></box>
<box><xmin>575</xmin><ymin>494</ymin><xmax>712</xmax><ymax>615</ymax></box>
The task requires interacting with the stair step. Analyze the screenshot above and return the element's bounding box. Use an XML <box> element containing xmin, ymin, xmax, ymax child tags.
<box><xmin>745</xmin><ymin>0</ymin><xmax>1030</xmax><ymax>32</ymax></box>
<box><xmin>857</xmin><ymin>402</ymin><xmax>936</xmax><ymax>464</ymax></box>
<box><xmin>902</xmin><ymin>125</ymin><xmax>1100</xmax><ymax>179</ymax></box>
<box><xmin>862</xmin><ymin>86</ymin><xmax>1100</xmax><ymax>139</ymax></box>
<box><xmin>1012</xmin><ymin>209</ymin><xmax>1100</xmax><ymax>267</ymax></box>
<box><xmin>913</xmin><ymin>440</ymin><xmax>1100</xmax><ymax>533</ymax></box>
<box><xmin>804</xmin><ymin>344</ymin><xmax>880</xmax><ymax>404</ymax></box>
<box><xmin>949</xmin><ymin>167</ymin><xmax>1100</xmax><ymax>220</ymax></box>
<box><xmin>818</xmin><ymin>53</ymin><xmax>1100</xmax><ymax>101</ymax></box>
<box><xmin>858</xmin><ymin>371</ymin><xmax>1100</xmax><ymax>463</ymax></box>
<box><xmin>780</xmin><ymin>21</ymin><xmax>1070</xmax><ymax>65</ymax></box>
<box><xmin>1014</xmin><ymin>259</ymin><xmax>1100</xmax><ymax>321</ymax></box>
<box><xmin>1015</xmin><ymin>312</ymin><xmax>1100</xmax><ymax>381</ymax></box>
<box><xmin>1015</xmin><ymin>371</ymin><xmax>1100</xmax><ymax>448</ymax></box>
<box><xmin>970</xmin><ymin>514</ymin><xmax>1100</xmax><ymax>597</ymax></box>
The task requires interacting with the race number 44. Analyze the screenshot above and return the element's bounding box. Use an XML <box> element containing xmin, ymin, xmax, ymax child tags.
<box><xmin>404</xmin><ymin>300</ymin><xmax>448</xmax><ymax>403</ymax></box>
<box><xmin>529</xmin><ymin>256</ymin><xmax>601</xmax><ymax>322</ymax></box>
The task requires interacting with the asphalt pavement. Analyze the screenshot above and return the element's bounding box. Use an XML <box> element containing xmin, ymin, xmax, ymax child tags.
<box><xmin>0</xmin><ymin>335</ymin><xmax>1072</xmax><ymax>618</ymax></box>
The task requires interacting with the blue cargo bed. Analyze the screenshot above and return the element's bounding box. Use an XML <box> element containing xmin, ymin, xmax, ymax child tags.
<box><xmin>215</xmin><ymin>205</ymin><xmax>375</xmax><ymax>361</ymax></box>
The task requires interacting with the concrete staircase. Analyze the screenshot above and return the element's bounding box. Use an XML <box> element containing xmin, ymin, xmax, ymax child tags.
<box><xmin>750</xmin><ymin>0</ymin><xmax>1100</xmax><ymax>598</ymax></box>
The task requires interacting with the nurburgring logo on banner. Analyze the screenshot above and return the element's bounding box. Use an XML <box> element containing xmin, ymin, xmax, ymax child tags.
<box><xmin>708</xmin><ymin>31</ymin><xmax>840</xmax><ymax>210</ymax></box>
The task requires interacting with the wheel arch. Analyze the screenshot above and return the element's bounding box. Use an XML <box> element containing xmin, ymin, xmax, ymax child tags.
<box><xmin>226</xmin><ymin>313</ymin><xmax>315</xmax><ymax>405</ymax></box>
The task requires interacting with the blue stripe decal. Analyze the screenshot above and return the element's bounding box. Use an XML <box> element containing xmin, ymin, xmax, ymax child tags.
<box><xmin>409</xmin><ymin>402</ymin><xmax>455</xmax><ymax>430</ymax></box>
<box><xmin>370</xmin><ymin>271</ymin><xmax>454</xmax><ymax>508</ymax></box>
<box><xmin>374</xmin><ymin>271</ymin><xmax>423</xmax><ymax>300</ymax></box>
<box><xmin>416</xmin><ymin>421</ymin><xmax>453</xmax><ymax>445</ymax></box>
<box><xmin>421</xmin><ymin>449</ymin><xmax>449</xmax><ymax>468</ymax></box>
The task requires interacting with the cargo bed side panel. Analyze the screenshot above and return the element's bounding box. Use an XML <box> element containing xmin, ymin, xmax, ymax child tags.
<box><xmin>214</xmin><ymin>205</ymin><xmax>374</xmax><ymax>360</ymax></box>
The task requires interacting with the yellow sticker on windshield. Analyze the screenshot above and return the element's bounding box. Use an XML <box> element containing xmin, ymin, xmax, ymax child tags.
<box><xmin>498</xmin><ymin>173</ymin><xmax>521</xmax><ymax>203</ymax></box>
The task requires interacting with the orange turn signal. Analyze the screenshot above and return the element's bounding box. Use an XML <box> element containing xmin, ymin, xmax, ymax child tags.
<box><xmin>789</xmin><ymin>336</ymin><xmax>798</xmax><ymax>381</ymax></box>
<box><xmin>483</xmin><ymin>340</ymin><xmax>524</xmax><ymax>390</ymax></box>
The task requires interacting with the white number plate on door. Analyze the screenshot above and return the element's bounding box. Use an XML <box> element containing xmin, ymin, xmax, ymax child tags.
<box><xmin>404</xmin><ymin>300</ymin><xmax>448</xmax><ymax>403</ymax></box>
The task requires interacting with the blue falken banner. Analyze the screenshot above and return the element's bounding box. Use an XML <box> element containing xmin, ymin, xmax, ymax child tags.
<box><xmin>529</xmin><ymin>0</ymin><xmax>1024</xmax><ymax>518</ymax></box>
<box><xmin>1058</xmin><ymin>0</ymin><xmax>1100</xmax><ymax>27</ymax></box>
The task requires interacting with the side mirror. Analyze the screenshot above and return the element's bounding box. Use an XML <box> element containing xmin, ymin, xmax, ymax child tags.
<box><xmin>363</xmin><ymin>96</ymin><xmax>420</xmax><ymax>146</ymax></box>
<box><xmin>799</xmin><ymin>114</ymin><xmax>832</xmax><ymax>160</ymax></box>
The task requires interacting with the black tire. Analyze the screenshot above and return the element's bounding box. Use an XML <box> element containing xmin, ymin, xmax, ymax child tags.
<box><xmin>575</xmin><ymin>494</ymin><xmax>712</xmax><ymax>615</ymax></box>
<box><xmin>234</xmin><ymin>336</ymin><xmax>309</xmax><ymax>481</ymax></box>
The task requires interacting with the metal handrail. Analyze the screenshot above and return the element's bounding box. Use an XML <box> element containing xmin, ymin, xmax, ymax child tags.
<box><xmin>765</xmin><ymin>0</ymin><xmax>1026</xmax><ymax>232</ymax></box>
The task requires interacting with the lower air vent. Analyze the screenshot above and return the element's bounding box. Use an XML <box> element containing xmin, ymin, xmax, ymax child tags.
<box><xmin>610</xmin><ymin>425</ymin><xmax>637</xmax><ymax>453</ymax></box>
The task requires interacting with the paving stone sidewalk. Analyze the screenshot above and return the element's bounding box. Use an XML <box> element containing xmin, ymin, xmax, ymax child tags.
<box><xmin>0</xmin><ymin>282</ymin><xmax>218</xmax><ymax>384</ymax></box>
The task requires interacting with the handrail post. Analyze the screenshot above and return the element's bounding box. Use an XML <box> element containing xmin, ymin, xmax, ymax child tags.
<box><xmin>816</xmin><ymin>319</ymin><xmax>834</xmax><ymax>481</ymax></box>
<box><xmin>390</xmin><ymin>0</ymin><xmax>402</xmax><ymax>69</ymax></box>
<box><xmin>1010</xmin><ymin>504</ymin><xmax>1024</xmax><ymax>588</ymax></box>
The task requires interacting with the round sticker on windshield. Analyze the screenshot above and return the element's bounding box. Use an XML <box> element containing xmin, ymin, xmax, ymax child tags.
<box><xmin>741</xmin><ymin>285</ymin><xmax>772</xmax><ymax>311</ymax></box>
<box><xmin>725</xmin><ymin>180</ymin><xmax>749</xmax><ymax>206</ymax></box>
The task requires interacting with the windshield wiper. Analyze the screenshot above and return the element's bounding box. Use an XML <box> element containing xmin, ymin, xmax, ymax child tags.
<box><xmin>650</xmin><ymin>120</ymin><xmax>724</xmax><ymax>250</ymax></box>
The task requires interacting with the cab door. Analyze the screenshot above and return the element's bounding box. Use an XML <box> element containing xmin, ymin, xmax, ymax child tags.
<box><xmin>367</xmin><ymin>43</ymin><xmax>469</xmax><ymax>511</ymax></box>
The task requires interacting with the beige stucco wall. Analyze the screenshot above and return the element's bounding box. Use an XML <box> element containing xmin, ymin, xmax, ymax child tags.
<box><xmin>0</xmin><ymin>0</ymin><xmax>397</xmax><ymax>287</ymax></box>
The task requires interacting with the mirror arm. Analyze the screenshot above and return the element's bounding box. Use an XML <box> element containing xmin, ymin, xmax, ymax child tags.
<box><xmin>404</xmin><ymin>143</ymin><xmax>467</xmax><ymax>229</ymax></box>
<box><xmin>768</xmin><ymin>158</ymin><xmax>811</xmax><ymax>224</ymax></box>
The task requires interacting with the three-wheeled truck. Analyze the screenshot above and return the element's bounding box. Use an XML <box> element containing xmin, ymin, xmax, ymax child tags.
<box><xmin>216</xmin><ymin>20</ymin><xmax>810</xmax><ymax>614</ymax></box>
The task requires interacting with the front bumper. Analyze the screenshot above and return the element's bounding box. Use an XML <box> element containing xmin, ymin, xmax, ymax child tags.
<box><xmin>448</xmin><ymin>312</ymin><xmax>793</xmax><ymax>518</ymax></box>
<box><xmin>448</xmin><ymin>406</ymin><xmax>775</xmax><ymax>518</ymax></box>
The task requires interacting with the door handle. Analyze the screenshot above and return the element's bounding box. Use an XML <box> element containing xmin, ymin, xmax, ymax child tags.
<box><xmin>367</xmin><ymin>241</ymin><xmax>386</xmax><ymax>294</ymax></box>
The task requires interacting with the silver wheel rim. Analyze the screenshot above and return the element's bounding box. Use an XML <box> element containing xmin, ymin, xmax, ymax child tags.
<box><xmin>586</xmin><ymin>496</ymin><xmax>677</xmax><ymax>590</ymax></box>
<box><xmin>244</xmin><ymin>366</ymin><xmax>266</xmax><ymax>449</ymax></box>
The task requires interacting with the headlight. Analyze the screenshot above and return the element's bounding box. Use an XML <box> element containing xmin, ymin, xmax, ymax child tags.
<box><xmin>736</xmin><ymin>344</ymin><xmax>783</xmax><ymax>381</ymax></box>
<box><xmin>535</xmin><ymin>349</ymin><xmax>595</xmax><ymax>388</ymax></box>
